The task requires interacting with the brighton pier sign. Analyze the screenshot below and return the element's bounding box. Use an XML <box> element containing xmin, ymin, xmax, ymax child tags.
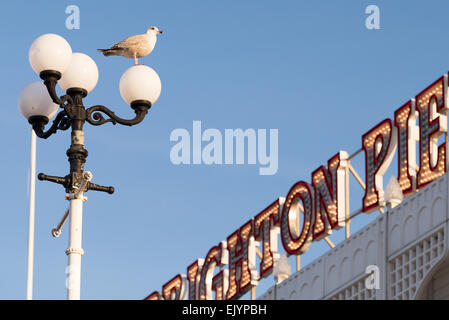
<box><xmin>145</xmin><ymin>73</ymin><xmax>449</xmax><ymax>300</ymax></box>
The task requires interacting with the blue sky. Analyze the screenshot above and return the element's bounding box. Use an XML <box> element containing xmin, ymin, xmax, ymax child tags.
<box><xmin>1</xmin><ymin>0</ymin><xmax>449</xmax><ymax>299</ymax></box>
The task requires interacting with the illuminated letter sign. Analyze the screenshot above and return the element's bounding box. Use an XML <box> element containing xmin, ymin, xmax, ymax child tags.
<box><xmin>147</xmin><ymin>72</ymin><xmax>449</xmax><ymax>302</ymax></box>
<box><xmin>253</xmin><ymin>199</ymin><xmax>282</xmax><ymax>278</ymax></box>
<box><xmin>162</xmin><ymin>274</ymin><xmax>187</xmax><ymax>300</ymax></box>
<box><xmin>198</xmin><ymin>242</ymin><xmax>227</xmax><ymax>300</ymax></box>
<box><xmin>226</xmin><ymin>220</ymin><xmax>255</xmax><ymax>300</ymax></box>
<box><xmin>312</xmin><ymin>151</ymin><xmax>348</xmax><ymax>239</ymax></box>
<box><xmin>144</xmin><ymin>291</ymin><xmax>161</xmax><ymax>300</ymax></box>
<box><xmin>394</xmin><ymin>100</ymin><xmax>418</xmax><ymax>194</ymax></box>
<box><xmin>280</xmin><ymin>182</ymin><xmax>314</xmax><ymax>255</ymax></box>
<box><xmin>212</xmin><ymin>269</ymin><xmax>228</xmax><ymax>300</ymax></box>
<box><xmin>362</xmin><ymin>119</ymin><xmax>397</xmax><ymax>212</ymax></box>
<box><xmin>416</xmin><ymin>76</ymin><xmax>448</xmax><ymax>188</ymax></box>
<box><xmin>186</xmin><ymin>259</ymin><xmax>203</xmax><ymax>300</ymax></box>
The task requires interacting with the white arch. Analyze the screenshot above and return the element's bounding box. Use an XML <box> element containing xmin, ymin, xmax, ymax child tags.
<box><xmin>413</xmin><ymin>249</ymin><xmax>449</xmax><ymax>300</ymax></box>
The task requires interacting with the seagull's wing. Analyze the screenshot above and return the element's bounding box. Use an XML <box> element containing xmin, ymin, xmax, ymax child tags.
<box><xmin>111</xmin><ymin>34</ymin><xmax>146</xmax><ymax>50</ymax></box>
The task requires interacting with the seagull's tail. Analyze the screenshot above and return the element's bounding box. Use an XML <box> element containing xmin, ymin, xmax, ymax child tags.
<box><xmin>97</xmin><ymin>48</ymin><xmax>120</xmax><ymax>56</ymax></box>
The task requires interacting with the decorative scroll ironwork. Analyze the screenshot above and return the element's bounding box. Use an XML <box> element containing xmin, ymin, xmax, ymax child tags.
<box><xmin>86</xmin><ymin>104</ymin><xmax>149</xmax><ymax>127</ymax></box>
<box><xmin>32</xmin><ymin>71</ymin><xmax>150</xmax><ymax>194</ymax></box>
<box><xmin>31</xmin><ymin>110</ymin><xmax>71</xmax><ymax>139</ymax></box>
<box><xmin>40</xmin><ymin>70</ymin><xmax>151</xmax><ymax>129</ymax></box>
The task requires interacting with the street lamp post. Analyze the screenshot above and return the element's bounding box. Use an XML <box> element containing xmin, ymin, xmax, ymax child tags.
<box><xmin>18</xmin><ymin>33</ymin><xmax>162</xmax><ymax>299</ymax></box>
<box><xmin>18</xmin><ymin>81</ymin><xmax>59</xmax><ymax>300</ymax></box>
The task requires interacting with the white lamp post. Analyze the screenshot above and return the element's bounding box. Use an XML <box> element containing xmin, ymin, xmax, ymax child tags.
<box><xmin>21</xmin><ymin>33</ymin><xmax>162</xmax><ymax>300</ymax></box>
<box><xmin>18</xmin><ymin>82</ymin><xmax>59</xmax><ymax>300</ymax></box>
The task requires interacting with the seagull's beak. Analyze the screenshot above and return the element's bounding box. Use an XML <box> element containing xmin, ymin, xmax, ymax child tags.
<box><xmin>158</xmin><ymin>30</ymin><xmax>163</xmax><ymax>34</ymax></box>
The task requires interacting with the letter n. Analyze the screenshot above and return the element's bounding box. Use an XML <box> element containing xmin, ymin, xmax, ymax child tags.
<box><xmin>311</xmin><ymin>151</ymin><xmax>348</xmax><ymax>240</ymax></box>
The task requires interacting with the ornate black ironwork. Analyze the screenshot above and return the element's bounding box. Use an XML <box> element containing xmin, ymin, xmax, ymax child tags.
<box><xmin>38</xmin><ymin>71</ymin><xmax>152</xmax><ymax>133</ymax></box>
<box><xmin>86</xmin><ymin>100</ymin><xmax>151</xmax><ymax>126</ymax></box>
<box><xmin>28</xmin><ymin>69</ymin><xmax>153</xmax><ymax>194</ymax></box>
<box><xmin>38</xmin><ymin>173</ymin><xmax>114</xmax><ymax>194</ymax></box>
<box><xmin>28</xmin><ymin>110</ymin><xmax>71</xmax><ymax>139</ymax></box>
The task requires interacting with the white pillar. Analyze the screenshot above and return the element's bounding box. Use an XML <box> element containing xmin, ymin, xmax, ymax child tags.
<box><xmin>66</xmin><ymin>196</ymin><xmax>84</xmax><ymax>300</ymax></box>
<box><xmin>26</xmin><ymin>129</ymin><xmax>36</xmax><ymax>300</ymax></box>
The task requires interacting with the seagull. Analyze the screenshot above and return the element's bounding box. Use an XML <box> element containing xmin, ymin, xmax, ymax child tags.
<box><xmin>97</xmin><ymin>26</ymin><xmax>163</xmax><ymax>65</ymax></box>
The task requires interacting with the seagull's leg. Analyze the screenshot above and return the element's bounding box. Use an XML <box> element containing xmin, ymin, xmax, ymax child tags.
<box><xmin>134</xmin><ymin>53</ymin><xmax>138</xmax><ymax>65</ymax></box>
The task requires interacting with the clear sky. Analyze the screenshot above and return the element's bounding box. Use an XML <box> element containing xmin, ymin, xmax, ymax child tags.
<box><xmin>1</xmin><ymin>0</ymin><xmax>449</xmax><ymax>299</ymax></box>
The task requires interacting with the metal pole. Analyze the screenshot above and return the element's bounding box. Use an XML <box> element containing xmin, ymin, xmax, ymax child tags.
<box><xmin>296</xmin><ymin>212</ymin><xmax>300</xmax><ymax>272</ymax></box>
<box><xmin>26</xmin><ymin>129</ymin><xmax>36</xmax><ymax>300</ymax></box>
<box><xmin>66</xmin><ymin>195</ymin><xmax>84</xmax><ymax>300</ymax></box>
<box><xmin>65</xmin><ymin>97</ymin><xmax>87</xmax><ymax>300</ymax></box>
<box><xmin>345</xmin><ymin>165</ymin><xmax>350</xmax><ymax>239</ymax></box>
